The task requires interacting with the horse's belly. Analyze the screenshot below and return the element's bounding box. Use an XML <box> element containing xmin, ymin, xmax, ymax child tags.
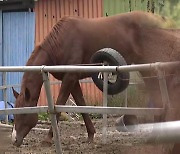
<box><xmin>51</xmin><ymin>73</ymin><xmax>64</xmax><ymax>80</ymax></box>
<box><xmin>51</xmin><ymin>72</ymin><xmax>91</xmax><ymax>81</ymax></box>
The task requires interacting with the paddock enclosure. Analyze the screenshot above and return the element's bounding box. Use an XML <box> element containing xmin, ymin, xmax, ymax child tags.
<box><xmin>0</xmin><ymin>62</ymin><xmax>180</xmax><ymax>154</ymax></box>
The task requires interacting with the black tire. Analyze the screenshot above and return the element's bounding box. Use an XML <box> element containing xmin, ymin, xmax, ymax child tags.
<box><xmin>90</xmin><ymin>48</ymin><xmax>130</xmax><ymax>95</ymax></box>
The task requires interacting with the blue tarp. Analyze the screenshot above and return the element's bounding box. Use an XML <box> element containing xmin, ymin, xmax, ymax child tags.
<box><xmin>0</xmin><ymin>101</ymin><xmax>14</xmax><ymax>122</ymax></box>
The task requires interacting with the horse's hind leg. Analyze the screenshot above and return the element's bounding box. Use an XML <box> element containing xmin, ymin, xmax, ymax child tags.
<box><xmin>71</xmin><ymin>81</ymin><xmax>96</xmax><ymax>142</ymax></box>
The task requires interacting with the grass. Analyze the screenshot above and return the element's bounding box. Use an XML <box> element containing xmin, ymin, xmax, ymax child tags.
<box><xmin>38</xmin><ymin>112</ymin><xmax>50</xmax><ymax>121</ymax></box>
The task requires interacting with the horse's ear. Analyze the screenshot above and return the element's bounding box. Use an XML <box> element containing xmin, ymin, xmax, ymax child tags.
<box><xmin>12</xmin><ymin>87</ymin><xmax>19</xmax><ymax>99</ymax></box>
<box><xmin>25</xmin><ymin>88</ymin><xmax>30</xmax><ymax>101</ymax></box>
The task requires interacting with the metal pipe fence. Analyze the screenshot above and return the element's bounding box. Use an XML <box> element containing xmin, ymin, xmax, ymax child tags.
<box><xmin>0</xmin><ymin>61</ymin><xmax>179</xmax><ymax>153</ymax></box>
<box><xmin>0</xmin><ymin>105</ymin><xmax>164</xmax><ymax>116</ymax></box>
<box><xmin>0</xmin><ymin>71</ymin><xmax>148</xmax><ymax>123</ymax></box>
<box><xmin>0</xmin><ymin>61</ymin><xmax>177</xmax><ymax>73</ymax></box>
<box><xmin>0</xmin><ymin>74</ymin><xmax>99</xmax><ymax>124</ymax></box>
<box><xmin>2</xmin><ymin>72</ymin><xmax>8</xmax><ymax>124</ymax></box>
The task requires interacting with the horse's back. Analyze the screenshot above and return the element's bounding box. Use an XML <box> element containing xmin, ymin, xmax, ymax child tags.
<box><xmin>41</xmin><ymin>11</ymin><xmax>180</xmax><ymax>66</ymax></box>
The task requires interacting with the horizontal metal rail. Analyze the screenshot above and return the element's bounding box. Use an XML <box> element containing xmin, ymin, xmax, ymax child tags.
<box><xmin>0</xmin><ymin>61</ymin><xmax>179</xmax><ymax>72</ymax></box>
<box><xmin>0</xmin><ymin>81</ymin><xmax>142</xmax><ymax>90</ymax></box>
<box><xmin>0</xmin><ymin>105</ymin><xmax>164</xmax><ymax>116</ymax></box>
<box><xmin>0</xmin><ymin>79</ymin><xmax>93</xmax><ymax>89</ymax></box>
<box><xmin>139</xmin><ymin>121</ymin><xmax>180</xmax><ymax>143</ymax></box>
<box><xmin>0</xmin><ymin>123</ymin><xmax>49</xmax><ymax>132</ymax></box>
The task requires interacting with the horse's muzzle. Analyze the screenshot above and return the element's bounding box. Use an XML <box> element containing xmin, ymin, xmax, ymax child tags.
<box><xmin>13</xmin><ymin>139</ymin><xmax>23</xmax><ymax>147</ymax></box>
<box><xmin>11</xmin><ymin>127</ymin><xmax>23</xmax><ymax>147</ymax></box>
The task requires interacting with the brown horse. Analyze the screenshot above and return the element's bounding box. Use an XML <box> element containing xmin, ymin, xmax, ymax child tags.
<box><xmin>11</xmin><ymin>11</ymin><xmax>180</xmax><ymax>150</ymax></box>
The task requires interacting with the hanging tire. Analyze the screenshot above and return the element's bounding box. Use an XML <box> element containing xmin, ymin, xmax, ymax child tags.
<box><xmin>90</xmin><ymin>48</ymin><xmax>130</xmax><ymax>95</ymax></box>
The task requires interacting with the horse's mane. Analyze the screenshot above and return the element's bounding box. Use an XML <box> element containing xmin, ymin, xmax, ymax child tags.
<box><xmin>26</xmin><ymin>45</ymin><xmax>41</xmax><ymax>66</ymax></box>
<box><xmin>39</xmin><ymin>17</ymin><xmax>74</xmax><ymax>58</ymax></box>
<box><xmin>26</xmin><ymin>17</ymin><xmax>75</xmax><ymax>65</ymax></box>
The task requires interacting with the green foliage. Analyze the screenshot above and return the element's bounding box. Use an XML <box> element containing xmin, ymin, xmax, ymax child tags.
<box><xmin>156</xmin><ymin>0</ymin><xmax>180</xmax><ymax>28</ymax></box>
<box><xmin>89</xmin><ymin>113</ymin><xmax>103</xmax><ymax>119</ymax></box>
<box><xmin>108</xmin><ymin>84</ymin><xmax>148</xmax><ymax>108</ymax></box>
<box><xmin>108</xmin><ymin>72</ymin><xmax>148</xmax><ymax>108</ymax></box>
<box><xmin>108</xmin><ymin>91</ymin><xmax>126</xmax><ymax>107</ymax></box>
<box><xmin>127</xmin><ymin>85</ymin><xmax>148</xmax><ymax>107</ymax></box>
<box><xmin>38</xmin><ymin>112</ymin><xmax>50</xmax><ymax>121</ymax></box>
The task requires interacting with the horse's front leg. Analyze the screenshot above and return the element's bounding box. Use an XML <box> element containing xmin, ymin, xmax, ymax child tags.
<box><xmin>71</xmin><ymin>81</ymin><xmax>96</xmax><ymax>143</ymax></box>
<box><xmin>43</xmin><ymin>73</ymin><xmax>76</xmax><ymax>145</ymax></box>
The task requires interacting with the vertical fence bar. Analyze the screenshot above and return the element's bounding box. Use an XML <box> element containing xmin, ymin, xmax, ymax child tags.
<box><xmin>157</xmin><ymin>69</ymin><xmax>170</xmax><ymax>109</ymax></box>
<box><xmin>42</xmin><ymin>72</ymin><xmax>62</xmax><ymax>154</ymax></box>
<box><xmin>125</xmin><ymin>88</ymin><xmax>128</xmax><ymax>107</ymax></box>
<box><xmin>3</xmin><ymin>72</ymin><xmax>8</xmax><ymax>124</ymax></box>
<box><xmin>155</xmin><ymin>67</ymin><xmax>174</xmax><ymax>152</ymax></box>
<box><xmin>156</xmin><ymin>66</ymin><xmax>170</xmax><ymax>120</ymax></box>
<box><xmin>102</xmin><ymin>71</ymin><xmax>108</xmax><ymax>144</ymax></box>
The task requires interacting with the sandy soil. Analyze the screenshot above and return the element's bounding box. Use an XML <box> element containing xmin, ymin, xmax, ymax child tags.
<box><xmin>0</xmin><ymin>117</ymin><xmax>171</xmax><ymax>154</ymax></box>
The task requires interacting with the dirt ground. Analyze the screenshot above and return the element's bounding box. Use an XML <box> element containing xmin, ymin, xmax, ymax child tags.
<box><xmin>0</xmin><ymin>117</ymin><xmax>172</xmax><ymax>154</ymax></box>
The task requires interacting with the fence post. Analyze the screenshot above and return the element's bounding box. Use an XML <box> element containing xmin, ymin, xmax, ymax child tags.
<box><xmin>155</xmin><ymin>66</ymin><xmax>174</xmax><ymax>154</ymax></box>
<box><xmin>42</xmin><ymin>72</ymin><xmax>62</xmax><ymax>154</ymax></box>
<box><xmin>156</xmin><ymin>68</ymin><xmax>170</xmax><ymax>115</ymax></box>
<box><xmin>102</xmin><ymin>70</ymin><xmax>108</xmax><ymax>144</ymax></box>
<box><xmin>125</xmin><ymin>88</ymin><xmax>128</xmax><ymax>107</ymax></box>
<box><xmin>3</xmin><ymin>72</ymin><xmax>8</xmax><ymax>124</ymax></box>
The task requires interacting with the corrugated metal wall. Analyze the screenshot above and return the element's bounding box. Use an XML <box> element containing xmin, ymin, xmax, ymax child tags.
<box><xmin>34</xmin><ymin>0</ymin><xmax>103</xmax><ymax>106</ymax></box>
<box><xmin>35</xmin><ymin>0</ymin><xmax>103</xmax><ymax>44</ymax></box>
<box><xmin>2</xmin><ymin>12</ymin><xmax>35</xmax><ymax>102</ymax></box>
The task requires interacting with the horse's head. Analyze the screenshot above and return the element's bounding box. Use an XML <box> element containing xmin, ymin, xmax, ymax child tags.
<box><xmin>11</xmin><ymin>87</ymin><xmax>38</xmax><ymax>147</ymax></box>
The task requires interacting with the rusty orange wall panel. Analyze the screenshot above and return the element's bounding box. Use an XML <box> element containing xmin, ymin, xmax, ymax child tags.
<box><xmin>35</xmin><ymin>0</ymin><xmax>103</xmax><ymax>106</ymax></box>
<box><xmin>35</xmin><ymin>0</ymin><xmax>103</xmax><ymax>44</ymax></box>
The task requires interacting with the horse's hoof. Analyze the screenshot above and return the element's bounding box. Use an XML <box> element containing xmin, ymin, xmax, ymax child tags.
<box><xmin>87</xmin><ymin>135</ymin><xmax>94</xmax><ymax>144</ymax></box>
<box><xmin>87</xmin><ymin>139</ymin><xmax>93</xmax><ymax>144</ymax></box>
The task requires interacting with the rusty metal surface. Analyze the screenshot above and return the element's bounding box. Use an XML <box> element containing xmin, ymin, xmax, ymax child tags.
<box><xmin>34</xmin><ymin>0</ymin><xmax>103</xmax><ymax>106</ymax></box>
<box><xmin>35</xmin><ymin>0</ymin><xmax>103</xmax><ymax>44</ymax></box>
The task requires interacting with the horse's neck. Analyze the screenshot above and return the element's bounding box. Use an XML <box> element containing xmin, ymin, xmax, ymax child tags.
<box><xmin>22</xmin><ymin>48</ymin><xmax>53</xmax><ymax>103</ymax></box>
<box><xmin>22</xmin><ymin>72</ymin><xmax>42</xmax><ymax>103</ymax></box>
<box><xmin>27</xmin><ymin>47</ymin><xmax>53</xmax><ymax>66</ymax></box>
